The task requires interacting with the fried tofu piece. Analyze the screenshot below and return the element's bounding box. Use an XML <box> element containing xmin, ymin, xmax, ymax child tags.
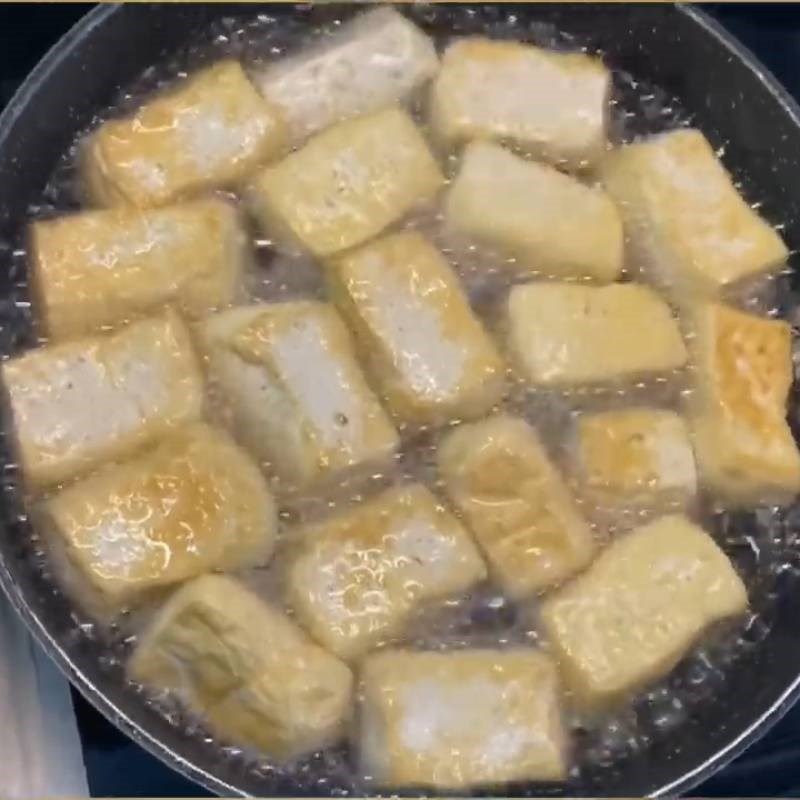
<box><xmin>599</xmin><ymin>130</ymin><xmax>788</xmax><ymax>301</ymax></box>
<box><xmin>573</xmin><ymin>408</ymin><xmax>697</xmax><ymax>510</ymax></box>
<box><xmin>430</xmin><ymin>38</ymin><xmax>609</xmax><ymax>169</ymax></box>
<box><xmin>82</xmin><ymin>60</ymin><xmax>286</xmax><ymax>207</ymax></box>
<box><xmin>540</xmin><ymin>514</ymin><xmax>747</xmax><ymax>708</ymax></box>
<box><xmin>328</xmin><ymin>232</ymin><xmax>506</xmax><ymax>426</ymax></box>
<box><xmin>504</xmin><ymin>282</ymin><xmax>687</xmax><ymax>386</ymax></box>
<box><xmin>438</xmin><ymin>414</ymin><xmax>595</xmax><ymax>598</ymax></box>
<box><xmin>43</xmin><ymin>424</ymin><xmax>277</xmax><ymax>604</ymax></box>
<box><xmin>198</xmin><ymin>302</ymin><xmax>398</xmax><ymax>490</ymax></box>
<box><xmin>130</xmin><ymin>575</ymin><xmax>352</xmax><ymax>760</ymax></box>
<box><xmin>686</xmin><ymin>302</ymin><xmax>800</xmax><ymax>505</ymax></box>
<box><xmin>2</xmin><ymin>310</ymin><xmax>203</xmax><ymax>489</ymax></box>
<box><xmin>358</xmin><ymin>648</ymin><xmax>567</xmax><ymax>788</ymax></box>
<box><xmin>286</xmin><ymin>484</ymin><xmax>486</xmax><ymax>660</ymax></box>
<box><xmin>247</xmin><ymin>107</ymin><xmax>443</xmax><ymax>257</ymax></box>
<box><xmin>444</xmin><ymin>142</ymin><xmax>622</xmax><ymax>282</ymax></box>
<box><xmin>255</xmin><ymin>7</ymin><xmax>438</xmax><ymax>143</ymax></box>
<box><xmin>31</xmin><ymin>197</ymin><xmax>247</xmax><ymax>341</ymax></box>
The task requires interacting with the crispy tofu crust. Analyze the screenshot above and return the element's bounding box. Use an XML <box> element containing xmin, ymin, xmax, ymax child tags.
<box><xmin>540</xmin><ymin>514</ymin><xmax>747</xmax><ymax>708</ymax></box>
<box><xmin>130</xmin><ymin>574</ymin><xmax>352</xmax><ymax>761</ymax></box>
<box><xmin>44</xmin><ymin>423</ymin><xmax>277</xmax><ymax>603</ymax></box>
<box><xmin>438</xmin><ymin>414</ymin><xmax>595</xmax><ymax>598</ymax></box>
<box><xmin>246</xmin><ymin>107</ymin><xmax>443</xmax><ymax>257</ymax></box>
<box><xmin>198</xmin><ymin>301</ymin><xmax>398</xmax><ymax>490</ymax></box>
<box><xmin>31</xmin><ymin>197</ymin><xmax>247</xmax><ymax>340</ymax></box>
<box><xmin>599</xmin><ymin>129</ymin><xmax>788</xmax><ymax>300</ymax></box>
<box><xmin>359</xmin><ymin>648</ymin><xmax>567</xmax><ymax>787</ymax></box>
<box><xmin>82</xmin><ymin>60</ymin><xmax>286</xmax><ymax>207</ymax></box>
<box><xmin>285</xmin><ymin>484</ymin><xmax>486</xmax><ymax>660</ymax></box>
<box><xmin>3</xmin><ymin>309</ymin><xmax>203</xmax><ymax>488</ymax></box>
<box><xmin>430</xmin><ymin>38</ymin><xmax>609</xmax><ymax>169</ymax></box>
<box><xmin>504</xmin><ymin>282</ymin><xmax>687</xmax><ymax>386</ymax></box>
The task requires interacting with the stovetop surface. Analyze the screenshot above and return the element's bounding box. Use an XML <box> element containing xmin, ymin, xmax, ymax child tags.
<box><xmin>2</xmin><ymin>4</ymin><xmax>800</xmax><ymax>796</ymax></box>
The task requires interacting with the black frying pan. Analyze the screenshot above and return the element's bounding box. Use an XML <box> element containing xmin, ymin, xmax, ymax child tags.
<box><xmin>2</xmin><ymin>3</ymin><xmax>800</xmax><ymax>796</ymax></box>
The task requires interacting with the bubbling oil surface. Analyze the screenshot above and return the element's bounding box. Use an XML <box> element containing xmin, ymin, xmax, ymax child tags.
<box><xmin>6</xmin><ymin>4</ymin><xmax>800</xmax><ymax>796</ymax></box>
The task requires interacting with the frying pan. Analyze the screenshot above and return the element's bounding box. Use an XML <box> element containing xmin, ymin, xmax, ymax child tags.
<box><xmin>2</xmin><ymin>3</ymin><xmax>800</xmax><ymax>796</ymax></box>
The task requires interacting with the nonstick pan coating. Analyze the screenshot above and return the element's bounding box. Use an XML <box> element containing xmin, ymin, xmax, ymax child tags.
<box><xmin>2</xmin><ymin>4</ymin><xmax>800</xmax><ymax>796</ymax></box>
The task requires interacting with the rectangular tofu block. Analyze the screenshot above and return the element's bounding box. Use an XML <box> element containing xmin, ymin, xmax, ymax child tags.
<box><xmin>687</xmin><ymin>301</ymin><xmax>800</xmax><ymax>505</ymax></box>
<box><xmin>286</xmin><ymin>484</ymin><xmax>486</xmax><ymax>660</ymax></box>
<box><xmin>430</xmin><ymin>38</ymin><xmax>610</xmax><ymax>169</ymax></box>
<box><xmin>359</xmin><ymin>649</ymin><xmax>567</xmax><ymax>788</ymax></box>
<box><xmin>438</xmin><ymin>414</ymin><xmax>595</xmax><ymax>598</ymax></box>
<box><xmin>504</xmin><ymin>282</ymin><xmax>687</xmax><ymax>386</ymax></box>
<box><xmin>31</xmin><ymin>197</ymin><xmax>247</xmax><ymax>341</ymax></box>
<box><xmin>198</xmin><ymin>301</ymin><xmax>399</xmax><ymax>490</ymax></box>
<box><xmin>43</xmin><ymin>424</ymin><xmax>277</xmax><ymax>604</ymax></box>
<box><xmin>540</xmin><ymin>514</ymin><xmax>747</xmax><ymax>708</ymax></box>
<box><xmin>573</xmin><ymin>408</ymin><xmax>697</xmax><ymax>510</ymax></box>
<box><xmin>2</xmin><ymin>309</ymin><xmax>203</xmax><ymax>489</ymax></box>
<box><xmin>82</xmin><ymin>60</ymin><xmax>286</xmax><ymax>207</ymax></box>
<box><xmin>255</xmin><ymin>7</ymin><xmax>438</xmax><ymax>143</ymax></box>
<box><xmin>444</xmin><ymin>142</ymin><xmax>622</xmax><ymax>282</ymax></box>
<box><xmin>599</xmin><ymin>129</ymin><xmax>788</xmax><ymax>300</ymax></box>
<box><xmin>130</xmin><ymin>575</ymin><xmax>352</xmax><ymax>761</ymax></box>
<box><xmin>247</xmin><ymin>107</ymin><xmax>443</xmax><ymax>256</ymax></box>
<box><xmin>328</xmin><ymin>232</ymin><xmax>506</xmax><ymax>426</ymax></box>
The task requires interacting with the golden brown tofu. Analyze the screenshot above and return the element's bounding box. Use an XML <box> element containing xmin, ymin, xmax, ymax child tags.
<box><xmin>504</xmin><ymin>282</ymin><xmax>687</xmax><ymax>386</ymax></box>
<box><xmin>198</xmin><ymin>302</ymin><xmax>399</xmax><ymax>491</ymax></box>
<box><xmin>599</xmin><ymin>130</ymin><xmax>788</xmax><ymax>301</ymax></box>
<box><xmin>359</xmin><ymin>648</ymin><xmax>567</xmax><ymax>788</ymax></box>
<box><xmin>286</xmin><ymin>484</ymin><xmax>486</xmax><ymax>660</ymax></box>
<box><xmin>328</xmin><ymin>232</ymin><xmax>506</xmax><ymax>426</ymax></box>
<box><xmin>255</xmin><ymin>7</ymin><xmax>438</xmax><ymax>143</ymax></box>
<box><xmin>31</xmin><ymin>197</ymin><xmax>247</xmax><ymax>341</ymax></box>
<box><xmin>686</xmin><ymin>302</ymin><xmax>800</xmax><ymax>505</ymax></box>
<box><xmin>573</xmin><ymin>408</ymin><xmax>697</xmax><ymax>510</ymax></box>
<box><xmin>444</xmin><ymin>142</ymin><xmax>622</xmax><ymax>283</ymax></box>
<box><xmin>438</xmin><ymin>414</ymin><xmax>595</xmax><ymax>598</ymax></box>
<box><xmin>43</xmin><ymin>423</ymin><xmax>277</xmax><ymax>604</ymax></box>
<box><xmin>430</xmin><ymin>38</ymin><xmax>609</xmax><ymax>169</ymax></box>
<box><xmin>247</xmin><ymin>107</ymin><xmax>443</xmax><ymax>257</ymax></box>
<box><xmin>540</xmin><ymin>514</ymin><xmax>747</xmax><ymax>709</ymax></box>
<box><xmin>83</xmin><ymin>60</ymin><xmax>286</xmax><ymax>207</ymax></box>
<box><xmin>130</xmin><ymin>575</ymin><xmax>352</xmax><ymax>761</ymax></box>
<box><xmin>2</xmin><ymin>310</ymin><xmax>203</xmax><ymax>489</ymax></box>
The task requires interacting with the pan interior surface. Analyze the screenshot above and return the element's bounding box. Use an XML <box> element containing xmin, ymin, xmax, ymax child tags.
<box><xmin>1</xmin><ymin>4</ymin><xmax>800</xmax><ymax>796</ymax></box>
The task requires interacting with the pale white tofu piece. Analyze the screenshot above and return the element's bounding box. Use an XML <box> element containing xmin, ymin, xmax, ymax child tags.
<box><xmin>599</xmin><ymin>129</ymin><xmax>788</xmax><ymax>301</ymax></box>
<box><xmin>540</xmin><ymin>514</ymin><xmax>747</xmax><ymax>709</ymax></box>
<box><xmin>359</xmin><ymin>648</ymin><xmax>567</xmax><ymax>788</ymax></box>
<box><xmin>255</xmin><ymin>7</ymin><xmax>438</xmax><ymax>143</ymax></box>
<box><xmin>198</xmin><ymin>301</ymin><xmax>399</xmax><ymax>491</ymax></box>
<box><xmin>438</xmin><ymin>414</ymin><xmax>595</xmax><ymax>599</ymax></box>
<box><xmin>43</xmin><ymin>423</ymin><xmax>277</xmax><ymax>604</ymax></box>
<box><xmin>686</xmin><ymin>301</ymin><xmax>800</xmax><ymax>505</ymax></box>
<box><xmin>247</xmin><ymin>107</ymin><xmax>443</xmax><ymax>257</ymax></box>
<box><xmin>430</xmin><ymin>38</ymin><xmax>610</xmax><ymax>169</ymax></box>
<box><xmin>31</xmin><ymin>197</ymin><xmax>248</xmax><ymax>341</ymax></box>
<box><xmin>444</xmin><ymin>142</ymin><xmax>622</xmax><ymax>282</ymax></box>
<box><xmin>2</xmin><ymin>309</ymin><xmax>203</xmax><ymax>489</ymax></box>
<box><xmin>504</xmin><ymin>282</ymin><xmax>687</xmax><ymax>386</ymax></box>
<box><xmin>573</xmin><ymin>408</ymin><xmax>697</xmax><ymax>510</ymax></box>
<box><xmin>130</xmin><ymin>574</ymin><xmax>352</xmax><ymax>761</ymax></box>
<box><xmin>286</xmin><ymin>484</ymin><xmax>486</xmax><ymax>660</ymax></box>
<box><xmin>82</xmin><ymin>60</ymin><xmax>286</xmax><ymax>207</ymax></box>
<box><xmin>328</xmin><ymin>232</ymin><xmax>506</xmax><ymax>426</ymax></box>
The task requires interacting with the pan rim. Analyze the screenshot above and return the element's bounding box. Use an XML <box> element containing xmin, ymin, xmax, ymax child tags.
<box><xmin>0</xmin><ymin>3</ymin><xmax>798</xmax><ymax>798</ymax></box>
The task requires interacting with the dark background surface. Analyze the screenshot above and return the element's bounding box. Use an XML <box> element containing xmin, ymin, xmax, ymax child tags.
<box><xmin>2</xmin><ymin>3</ymin><xmax>800</xmax><ymax>797</ymax></box>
